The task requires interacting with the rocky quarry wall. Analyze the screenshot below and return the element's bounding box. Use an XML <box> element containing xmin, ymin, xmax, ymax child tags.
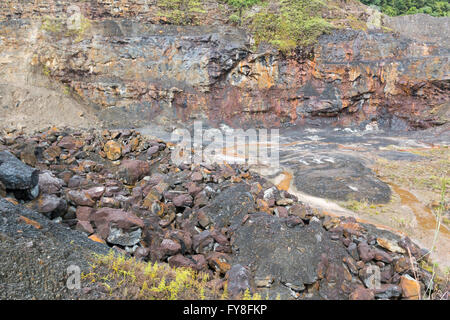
<box><xmin>0</xmin><ymin>0</ymin><xmax>448</xmax><ymax>130</ymax></box>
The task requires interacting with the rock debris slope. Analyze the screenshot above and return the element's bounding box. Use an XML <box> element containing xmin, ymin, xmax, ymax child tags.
<box><xmin>0</xmin><ymin>127</ymin><xmax>440</xmax><ymax>299</ymax></box>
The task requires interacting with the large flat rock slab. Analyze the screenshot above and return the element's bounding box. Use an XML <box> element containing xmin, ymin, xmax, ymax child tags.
<box><xmin>291</xmin><ymin>154</ymin><xmax>391</xmax><ymax>203</ymax></box>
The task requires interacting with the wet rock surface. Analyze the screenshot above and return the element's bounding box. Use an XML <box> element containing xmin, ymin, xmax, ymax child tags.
<box><xmin>0</xmin><ymin>127</ymin><xmax>442</xmax><ymax>300</ymax></box>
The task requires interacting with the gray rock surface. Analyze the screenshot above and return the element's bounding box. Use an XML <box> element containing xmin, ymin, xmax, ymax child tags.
<box><xmin>292</xmin><ymin>154</ymin><xmax>391</xmax><ymax>203</ymax></box>
<box><xmin>0</xmin><ymin>199</ymin><xmax>109</xmax><ymax>299</ymax></box>
<box><xmin>230</xmin><ymin>213</ymin><xmax>352</xmax><ymax>299</ymax></box>
<box><xmin>201</xmin><ymin>182</ymin><xmax>256</xmax><ymax>229</ymax></box>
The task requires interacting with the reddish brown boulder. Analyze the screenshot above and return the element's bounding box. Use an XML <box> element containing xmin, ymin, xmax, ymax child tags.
<box><xmin>161</xmin><ymin>239</ymin><xmax>182</xmax><ymax>256</ymax></box>
<box><xmin>117</xmin><ymin>159</ymin><xmax>150</xmax><ymax>185</ymax></box>
<box><xmin>358</xmin><ymin>242</ymin><xmax>375</xmax><ymax>262</ymax></box>
<box><xmin>90</xmin><ymin>208</ymin><xmax>144</xmax><ymax>239</ymax></box>
<box><xmin>168</xmin><ymin>254</ymin><xmax>196</xmax><ymax>269</ymax></box>
<box><xmin>191</xmin><ymin>172</ymin><xmax>203</xmax><ymax>182</ymax></box>
<box><xmin>85</xmin><ymin>186</ymin><xmax>105</xmax><ymax>201</ymax></box>
<box><xmin>172</xmin><ymin>194</ymin><xmax>193</xmax><ymax>208</ymax></box>
<box><xmin>76</xmin><ymin>206</ymin><xmax>94</xmax><ymax>221</ymax></box>
<box><xmin>38</xmin><ymin>171</ymin><xmax>63</xmax><ymax>194</ymax></box>
<box><xmin>57</xmin><ymin>136</ymin><xmax>81</xmax><ymax>150</ymax></box>
<box><xmin>67</xmin><ymin>190</ymin><xmax>95</xmax><ymax>207</ymax></box>
<box><xmin>76</xmin><ymin>220</ymin><xmax>94</xmax><ymax>235</ymax></box>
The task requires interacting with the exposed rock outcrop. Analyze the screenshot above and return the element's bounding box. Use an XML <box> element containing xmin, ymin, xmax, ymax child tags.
<box><xmin>0</xmin><ymin>1</ymin><xmax>448</xmax><ymax>131</ymax></box>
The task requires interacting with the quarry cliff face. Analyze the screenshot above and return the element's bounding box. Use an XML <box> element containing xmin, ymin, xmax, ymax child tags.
<box><xmin>0</xmin><ymin>1</ymin><xmax>448</xmax><ymax>130</ymax></box>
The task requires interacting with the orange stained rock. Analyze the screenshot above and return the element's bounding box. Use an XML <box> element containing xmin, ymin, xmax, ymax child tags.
<box><xmin>256</xmin><ymin>60</ymin><xmax>276</xmax><ymax>90</ymax></box>
<box><xmin>88</xmin><ymin>234</ymin><xmax>106</xmax><ymax>244</ymax></box>
<box><xmin>377</xmin><ymin>237</ymin><xmax>405</xmax><ymax>254</ymax></box>
<box><xmin>400</xmin><ymin>275</ymin><xmax>421</xmax><ymax>300</ymax></box>
<box><xmin>276</xmin><ymin>171</ymin><xmax>292</xmax><ymax>191</ymax></box>
<box><xmin>104</xmin><ymin>140</ymin><xmax>122</xmax><ymax>161</ymax></box>
<box><xmin>256</xmin><ymin>199</ymin><xmax>271</xmax><ymax>214</ymax></box>
<box><xmin>19</xmin><ymin>216</ymin><xmax>42</xmax><ymax>229</ymax></box>
<box><xmin>252</xmin><ymin>182</ymin><xmax>262</xmax><ymax>194</ymax></box>
<box><xmin>230</xmin><ymin>176</ymin><xmax>242</xmax><ymax>183</ymax></box>
<box><xmin>5</xmin><ymin>198</ymin><xmax>19</xmax><ymax>205</ymax></box>
<box><xmin>240</xmin><ymin>172</ymin><xmax>250</xmax><ymax>179</ymax></box>
<box><xmin>321</xmin><ymin>210</ymin><xmax>409</xmax><ymax>237</ymax></box>
<box><xmin>210</xmin><ymin>256</ymin><xmax>231</xmax><ymax>274</ymax></box>
<box><xmin>340</xmin><ymin>221</ymin><xmax>365</xmax><ymax>234</ymax></box>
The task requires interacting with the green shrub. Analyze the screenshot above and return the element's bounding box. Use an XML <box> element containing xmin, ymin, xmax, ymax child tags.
<box><xmin>225</xmin><ymin>0</ymin><xmax>262</xmax><ymax>24</ymax></box>
<box><xmin>359</xmin><ymin>0</ymin><xmax>449</xmax><ymax>17</ymax></box>
<box><xmin>229</xmin><ymin>13</ymin><xmax>241</xmax><ymax>24</ymax></box>
<box><xmin>249</xmin><ymin>0</ymin><xmax>333</xmax><ymax>53</ymax></box>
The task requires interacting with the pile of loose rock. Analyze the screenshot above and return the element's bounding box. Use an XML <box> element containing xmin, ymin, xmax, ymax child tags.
<box><xmin>0</xmin><ymin>127</ymin><xmax>440</xmax><ymax>299</ymax></box>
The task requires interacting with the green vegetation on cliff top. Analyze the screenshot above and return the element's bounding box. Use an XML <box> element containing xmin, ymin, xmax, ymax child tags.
<box><xmin>40</xmin><ymin>0</ymin><xmax>449</xmax><ymax>55</ymax></box>
<box><xmin>155</xmin><ymin>0</ymin><xmax>448</xmax><ymax>53</ymax></box>
<box><xmin>360</xmin><ymin>0</ymin><xmax>449</xmax><ymax>17</ymax></box>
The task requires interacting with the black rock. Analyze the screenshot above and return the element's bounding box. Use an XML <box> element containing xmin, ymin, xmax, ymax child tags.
<box><xmin>0</xmin><ymin>151</ymin><xmax>39</xmax><ymax>199</ymax></box>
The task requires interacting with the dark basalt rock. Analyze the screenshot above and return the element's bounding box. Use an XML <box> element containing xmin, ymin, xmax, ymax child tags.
<box><xmin>226</xmin><ymin>264</ymin><xmax>253</xmax><ymax>299</ymax></box>
<box><xmin>0</xmin><ymin>151</ymin><xmax>39</xmax><ymax>199</ymax></box>
<box><xmin>292</xmin><ymin>154</ymin><xmax>391</xmax><ymax>203</ymax></box>
<box><xmin>230</xmin><ymin>213</ymin><xmax>353</xmax><ymax>299</ymax></box>
<box><xmin>200</xmin><ymin>182</ymin><xmax>256</xmax><ymax>229</ymax></box>
<box><xmin>0</xmin><ymin>199</ymin><xmax>109</xmax><ymax>299</ymax></box>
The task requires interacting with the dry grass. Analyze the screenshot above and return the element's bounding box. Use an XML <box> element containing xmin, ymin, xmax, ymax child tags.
<box><xmin>373</xmin><ymin>146</ymin><xmax>449</xmax><ymax>226</ymax></box>
<box><xmin>374</xmin><ymin>146</ymin><xmax>449</xmax><ymax>194</ymax></box>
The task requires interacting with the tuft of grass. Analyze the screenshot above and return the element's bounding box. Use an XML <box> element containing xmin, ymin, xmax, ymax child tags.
<box><xmin>341</xmin><ymin>199</ymin><xmax>370</xmax><ymax>212</ymax></box>
<box><xmin>41</xmin><ymin>16</ymin><xmax>62</xmax><ymax>33</ymax></box>
<box><xmin>42</xmin><ymin>65</ymin><xmax>52</xmax><ymax>77</ymax></box>
<box><xmin>83</xmin><ymin>250</ymin><xmax>264</xmax><ymax>300</ymax></box>
<box><xmin>83</xmin><ymin>250</ymin><xmax>217</xmax><ymax>300</ymax></box>
<box><xmin>63</xmin><ymin>85</ymin><xmax>71</xmax><ymax>95</ymax></box>
<box><xmin>424</xmin><ymin>178</ymin><xmax>448</xmax><ymax>298</ymax></box>
<box><xmin>65</xmin><ymin>16</ymin><xmax>92</xmax><ymax>43</ymax></box>
<box><xmin>157</xmin><ymin>0</ymin><xmax>206</xmax><ymax>25</ymax></box>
